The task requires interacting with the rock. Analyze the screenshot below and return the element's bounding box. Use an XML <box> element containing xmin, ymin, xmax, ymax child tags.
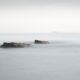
<box><xmin>34</xmin><ymin>40</ymin><xmax>49</xmax><ymax>44</ymax></box>
<box><xmin>1</xmin><ymin>42</ymin><xmax>30</xmax><ymax>48</ymax></box>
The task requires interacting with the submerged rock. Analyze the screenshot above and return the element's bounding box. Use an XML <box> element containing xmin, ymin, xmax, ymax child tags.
<box><xmin>34</xmin><ymin>40</ymin><xmax>49</xmax><ymax>44</ymax></box>
<box><xmin>1</xmin><ymin>42</ymin><xmax>31</xmax><ymax>48</ymax></box>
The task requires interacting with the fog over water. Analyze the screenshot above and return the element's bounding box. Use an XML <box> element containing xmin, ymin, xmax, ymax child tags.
<box><xmin>0</xmin><ymin>0</ymin><xmax>80</xmax><ymax>79</ymax></box>
<box><xmin>0</xmin><ymin>33</ymin><xmax>80</xmax><ymax>80</ymax></box>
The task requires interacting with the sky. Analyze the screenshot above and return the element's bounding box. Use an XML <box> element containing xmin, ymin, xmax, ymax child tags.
<box><xmin>0</xmin><ymin>0</ymin><xmax>80</xmax><ymax>33</ymax></box>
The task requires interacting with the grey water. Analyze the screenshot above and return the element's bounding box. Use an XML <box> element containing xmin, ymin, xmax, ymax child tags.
<box><xmin>0</xmin><ymin>33</ymin><xmax>80</xmax><ymax>80</ymax></box>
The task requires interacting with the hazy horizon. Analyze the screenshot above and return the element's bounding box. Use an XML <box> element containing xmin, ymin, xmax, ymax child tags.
<box><xmin>0</xmin><ymin>0</ymin><xmax>80</xmax><ymax>33</ymax></box>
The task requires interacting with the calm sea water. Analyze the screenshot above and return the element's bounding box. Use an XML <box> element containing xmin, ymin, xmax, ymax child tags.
<box><xmin>0</xmin><ymin>33</ymin><xmax>80</xmax><ymax>80</ymax></box>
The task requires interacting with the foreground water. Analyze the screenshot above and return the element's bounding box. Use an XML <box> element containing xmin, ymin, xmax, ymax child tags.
<box><xmin>0</xmin><ymin>33</ymin><xmax>80</xmax><ymax>80</ymax></box>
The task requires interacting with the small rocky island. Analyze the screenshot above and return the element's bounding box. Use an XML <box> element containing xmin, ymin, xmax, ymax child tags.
<box><xmin>34</xmin><ymin>40</ymin><xmax>49</xmax><ymax>44</ymax></box>
<box><xmin>0</xmin><ymin>42</ymin><xmax>31</xmax><ymax>48</ymax></box>
<box><xmin>0</xmin><ymin>40</ymin><xmax>49</xmax><ymax>48</ymax></box>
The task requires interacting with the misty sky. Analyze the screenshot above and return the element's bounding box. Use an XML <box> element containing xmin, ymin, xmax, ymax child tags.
<box><xmin>0</xmin><ymin>0</ymin><xmax>80</xmax><ymax>33</ymax></box>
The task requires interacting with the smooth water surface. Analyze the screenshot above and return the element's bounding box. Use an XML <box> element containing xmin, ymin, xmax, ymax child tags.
<box><xmin>0</xmin><ymin>33</ymin><xmax>80</xmax><ymax>80</ymax></box>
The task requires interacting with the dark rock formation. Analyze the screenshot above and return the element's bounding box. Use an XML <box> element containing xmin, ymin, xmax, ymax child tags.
<box><xmin>34</xmin><ymin>40</ymin><xmax>49</xmax><ymax>44</ymax></box>
<box><xmin>0</xmin><ymin>42</ymin><xmax>29</xmax><ymax>48</ymax></box>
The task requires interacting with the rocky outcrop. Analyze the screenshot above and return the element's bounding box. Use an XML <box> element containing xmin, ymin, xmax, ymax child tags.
<box><xmin>0</xmin><ymin>40</ymin><xmax>49</xmax><ymax>48</ymax></box>
<box><xmin>34</xmin><ymin>40</ymin><xmax>49</xmax><ymax>44</ymax></box>
<box><xmin>1</xmin><ymin>42</ymin><xmax>30</xmax><ymax>48</ymax></box>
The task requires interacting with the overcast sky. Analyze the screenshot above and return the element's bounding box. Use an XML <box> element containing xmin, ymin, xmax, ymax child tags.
<box><xmin>0</xmin><ymin>0</ymin><xmax>80</xmax><ymax>33</ymax></box>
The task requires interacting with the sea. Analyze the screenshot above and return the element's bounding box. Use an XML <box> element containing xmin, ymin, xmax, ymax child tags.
<box><xmin>0</xmin><ymin>33</ymin><xmax>80</xmax><ymax>80</ymax></box>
